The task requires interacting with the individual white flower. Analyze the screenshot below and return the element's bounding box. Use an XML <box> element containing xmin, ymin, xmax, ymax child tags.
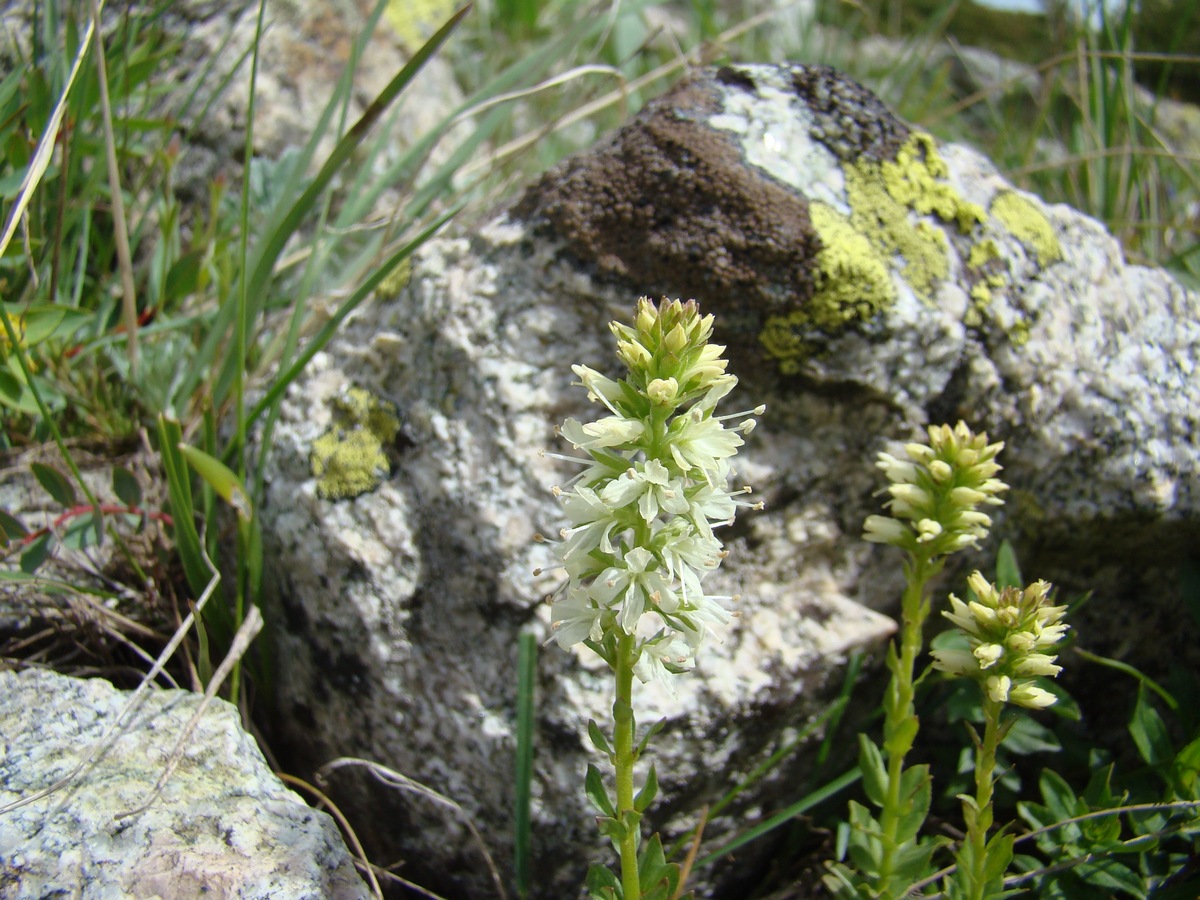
<box><xmin>560</xmin><ymin>416</ymin><xmax>645</xmax><ymax>451</ymax></box>
<box><xmin>915</xmin><ymin>518</ymin><xmax>943</xmax><ymax>543</ymax></box>
<box><xmin>633</xmin><ymin>632</ymin><xmax>695</xmax><ymax>695</ymax></box>
<box><xmin>590</xmin><ymin>547</ymin><xmax>676</xmax><ymax>634</ymax></box>
<box><xmin>973</xmin><ymin>643</ymin><xmax>1004</xmax><ymax>669</ymax></box>
<box><xmin>556</xmin><ymin>486</ymin><xmax>622</xmax><ymax>562</ymax></box>
<box><xmin>646</xmin><ymin>377</ymin><xmax>679</xmax><ymax>406</ymax></box>
<box><xmin>599</xmin><ymin>460</ymin><xmax>689</xmax><ymax>522</ymax></box>
<box><xmin>864</xmin><ymin>515</ymin><xmax>909</xmax><ymax>546</ymax></box>
<box><xmin>550</xmin><ymin>588</ymin><xmax>606</xmax><ymax>649</ymax></box>
<box><xmin>572</xmin><ymin>364</ymin><xmax>628</xmax><ymax>417</ymax></box>
<box><xmin>1009</xmin><ymin>683</ymin><xmax>1057</xmax><ymax>709</ymax></box>
<box><xmin>930</xmin><ymin>647</ymin><xmax>979</xmax><ymax>678</ymax></box>
<box><xmin>666</xmin><ymin>409</ymin><xmax>743</xmax><ymax>482</ymax></box>
<box><xmin>986</xmin><ymin>674</ymin><xmax>1012</xmax><ymax>703</ymax></box>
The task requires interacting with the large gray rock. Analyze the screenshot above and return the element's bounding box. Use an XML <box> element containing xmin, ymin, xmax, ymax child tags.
<box><xmin>257</xmin><ymin>64</ymin><xmax>1200</xmax><ymax>897</ymax></box>
<box><xmin>0</xmin><ymin>668</ymin><xmax>368</xmax><ymax>899</ymax></box>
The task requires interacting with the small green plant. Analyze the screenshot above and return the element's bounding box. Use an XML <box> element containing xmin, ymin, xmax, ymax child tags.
<box><xmin>543</xmin><ymin>297</ymin><xmax>763</xmax><ymax>899</ymax></box>
<box><xmin>825</xmin><ymin>421</ymin><xmax>1046</xmax><ymax>898</ymax></box>
<box><xmin>932</xmin><ymin>572</ymin><xmax>1070</xmax><ymax>899</ymax></box>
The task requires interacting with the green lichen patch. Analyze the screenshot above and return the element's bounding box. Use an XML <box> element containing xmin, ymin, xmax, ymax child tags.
<box><xmin>310</xmin><ymin>387</ymin><xmax>401</xmax><ymax>500</ymax></box>
<box><xmin>990</xmin><ymin>190</ymin><xmax>1062</xmax><ymax>267</ymax></box>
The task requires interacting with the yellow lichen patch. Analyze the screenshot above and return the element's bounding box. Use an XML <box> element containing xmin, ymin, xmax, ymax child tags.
<box><xmin>310</xmin><ymin>387</ymin><xmax>401</xmax><ymax>500</ymax></box>
<box><xmin>968</xmin><ymin>238</ymin><xmax>1002</xmax><ymax>270</ymax></box>
<box><xmin>759</xmin><ymin>131</ymin><xmax>987</xmax><ymax>370</ymax></box>
<box><xmin>842</xmin><ymin>133</ymin><xmax>983</xmax><ymax>304</ymax></box>
<box><xmin>759</xmin><ymin>203</ymin><xmax>894</xmax><ymax>372</ymax></box>
<box><xmin>882</xmin><ymin>133</ymin><xmax>986</xmax><ymax>233</ymax></box>
<box><xmin>375</xmin><ymin>257</ymin><xmax>412</xmax><ymax>300</ymax></box>
<box><xmin>990</xmin><ymin>191</ymin><xmax>1062</xmax><ymax>267</ymax></box>
<box><xmin>964</xmin><ymin>238</ymin><xmax>1007</xmax><ymax>327</ymax></box>
<box><xmin>384</xmin><ymin>0</ymin><xmax>456</xmax><ymax>52</ymax></box>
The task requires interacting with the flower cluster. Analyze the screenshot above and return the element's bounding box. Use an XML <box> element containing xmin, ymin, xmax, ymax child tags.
<box><xmin>863</xmin><ymin>421</ymin><xmax>1007</xmax><ymax>557</ymax></box>
<box><xmin>544</xmin><ymin>298</ymin><xmax>763</xmax><ymax>688</ymax></box>
<box><xmin>931</xmin><ymin>572</ymin><xmax>1069</xmax><ymax>709</ymax></box>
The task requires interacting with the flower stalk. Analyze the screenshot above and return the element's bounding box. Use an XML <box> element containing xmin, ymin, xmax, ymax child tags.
<box><xmin>826</xmin><ymin>422</ymin><xmax>1008</xmax><ymax>898</ymax></box>
<box><xmin>932</xmin><ymin>574</ymin><xmax>1069</xmax><ymax>900</ymax></box>
<box><xmin>545</xmin><ymin>297</ymin><xmax>762</xmax><ymax>897</ymax></box>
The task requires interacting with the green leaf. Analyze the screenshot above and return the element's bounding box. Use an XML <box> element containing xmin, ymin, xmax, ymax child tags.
<box><xmin>858</xmin><ymin>734</ymin><xmax>888</xmax><ymax>808</ymax></box>
<box><xmin>585</xmin><ymin>764</ymin><xmax>616</xmax><ymax>819</ymax></box>
<box><xmin>163</xmin><ymin>248</ymin><xmax>204</xmax><ymax>300</ymax></box>
<box><xmin>596</xmin><ymin>815</ymin><xmax>627</xmax><ymax>844</ymax></box>
<box><xmin>585</xmin><ymin>863</ymin><xmax>622</xmax><ymax>900</ymax></box>
<box><xmin>177</xmin><ymin>442</ymin><xmax>252</xmax><ymax>519</ymax></box>
<box><xmin>31</xmin><ymin>462</ymin><xmax>76</xmax><ymax>507</ymax></box>
<box><xmin>1171</xmin><ymin>734</ymin><xmax>1200</xmax><ymax>798</ymax></box>
<box><xmin>61</xmin><ymin>510</ymin><xmax>103</xmax><ymax>551</ymax></box>
<box><xmin>156</xmin><ymin>415</ymin><xmax>212</xmax><ymax>600</ymax></box>
<box><xmin>111</xmin><ymin>465</ymin><xmax>142</xmax><ymax>507</ymax></box>
<box><xmin>1072</xmin><ymin>855</ymin><xmax>1146</xmax><ymax>897</ymax></box>
<box><xmin>0</xmin><ymin>367</ymin><xmax>40</xmax><ymax>414</ymax></box>
<box><xmin>588</xmin><ymin>719</ymin><xmax>613</xmax><ymax>758</ymax></box>
<box><xmin>634</xmin><ymin>763</ymin><xmax>659</xmax><ymax>813</ymax></box>
<box><xmin>1129</xmin><ymin>685</ymin><xmax>1173</xmax><ymax>767</ymax></box>
<box><xmin>895</xmin><ymin>769</ymin><xmax>932</xmax><ymax>844</ymax></box>
<box><xmin>995</xmin><ymin>539</ymin><xmax>1023</xmax><ymax>589</ymax></box>
<box><xmin>637</xmin><ymin>833</ymin><xmax>678</xmax><ymax>897</ymax></box>
<box><xmin>0</xmin><ymin>508</ymin><xmax>28</xmax><ymax>546</ymax></box>
<box><xmin>20</xmin><ymin>531</ymin><xmax>52</xmax><ymax>573</ymax></box>
<box><xmin>1038</xmin><ymin>768</ymin><xmax>1081</xmax><ymax>823</ymax></box>
<box><xmin>636</xmin><ymin>717</ymin><xmax>667</xmax><ymax>758</ymax></box>
<box><xmin>983</xmin><ymin>831</ymin><xmax>1015</xmax><ymax>882</ymax></box>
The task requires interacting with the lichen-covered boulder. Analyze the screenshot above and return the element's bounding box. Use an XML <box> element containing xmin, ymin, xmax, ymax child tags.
<box><xmin>0</xmin><ymin>668</ymin><xmax>368</xmax><ymax>899</ymax></box>
<box><xmin>257</xmin><ymin>64</ymin><xmax>1200</xmax><ymax>897</ymax></box>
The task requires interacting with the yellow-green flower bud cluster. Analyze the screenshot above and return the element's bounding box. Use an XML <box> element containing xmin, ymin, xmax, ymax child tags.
<box><xmin>930</xmin><ymin>572</ymin><xmax>1069</xmax><ymax>709</ymax></box>
<box><xmin>546</xmin><ymin>298</ymin><xmax>763</xmax><ymax>690</ymax></box>
<box><xmin>611</xmin><ymin>297</ymin><xmax>732</xmax><ymax>407</ymax></box>
<box><xmin>863</xmin><ymin>421</ymin><xmax>1007</xmax><ymax>557</ymax></box>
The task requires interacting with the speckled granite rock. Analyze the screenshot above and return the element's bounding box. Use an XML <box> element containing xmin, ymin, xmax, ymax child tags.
<box><xmin>0</xmin><ymin>668</ymin><xmax>368</xmax><ymax>899</ymax></box>
<box><xmin>256</xmin><ymin>64</ymin><xmax>1199</xmax><ymax>898</ymax></box>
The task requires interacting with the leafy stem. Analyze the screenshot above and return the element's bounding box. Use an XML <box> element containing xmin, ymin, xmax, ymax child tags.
<box><xmin>613</xmin><ymin>631</ymin><xmax>641</xmax><ymax>899</ymax></box>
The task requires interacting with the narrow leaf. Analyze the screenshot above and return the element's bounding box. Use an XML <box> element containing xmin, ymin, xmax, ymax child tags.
<box><xmin>1129</xmin><ymin>685</ymin><xmax>1173</xmax><ymax>767</ymax></box>
<box><xmin>585</xmin><ymin>764</ymin><xmax>617</xmax><ymax>819</ymax></box>
<box><xmin>585</xmin><ymin>863</ymin><xmax>621</xmax><ymax>899</ymax></box>
<box><xmin>994</xmin><ymin>539</ymin><xmax>1023</xmax><ymax>589</ymax></box>
<box><xmin>634</xmin><ymin>763</ymin><xmax>659</xmax><ymax>813</ymax></box>
<box><xmin>858</xmin><ymin>734</ymin><xmax>888</xmax><ymax>807</ymax></box>
<box><xmin>177</xmin><ymin>443</ymin><xmax>252</xmax><ymax>519</ymax></box>
<box><xmin>588</xmin><ymin>719</ymin><xmax>613</xmax><ymax>757</ymax></box>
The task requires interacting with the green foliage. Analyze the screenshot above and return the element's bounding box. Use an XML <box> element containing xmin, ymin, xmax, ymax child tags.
<box><xmin>1129</xmin><ymin>0</ymin><xmax>1200</xmax><ymax>102</ymax></box>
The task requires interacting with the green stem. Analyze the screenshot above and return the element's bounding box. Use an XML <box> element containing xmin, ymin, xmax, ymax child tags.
<box><xmin>613</xmin><ymin>631</ymin><xmax>641</xmax><ymax>900</ymax></box>
<box><xmin>964</xmin><ymin>696</ymin><xmax>1002</xmax><ymax>900</ymax></box>
<box><xmin>876</xmin><ymin>552</ymin><xmax>939</xmax><ymax>891</ymax></box>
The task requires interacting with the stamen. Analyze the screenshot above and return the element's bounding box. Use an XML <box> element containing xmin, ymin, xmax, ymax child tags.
<box><xmin>543</xmin><ymin>451</ymin><xmax>596</xmax><ymax>466</ymax></box>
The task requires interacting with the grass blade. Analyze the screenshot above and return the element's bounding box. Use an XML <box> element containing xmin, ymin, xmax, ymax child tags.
<box><xmin>514</xmin><ymin>630</ymin><xmax>537</xmax><ymax>899</ymax></box>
